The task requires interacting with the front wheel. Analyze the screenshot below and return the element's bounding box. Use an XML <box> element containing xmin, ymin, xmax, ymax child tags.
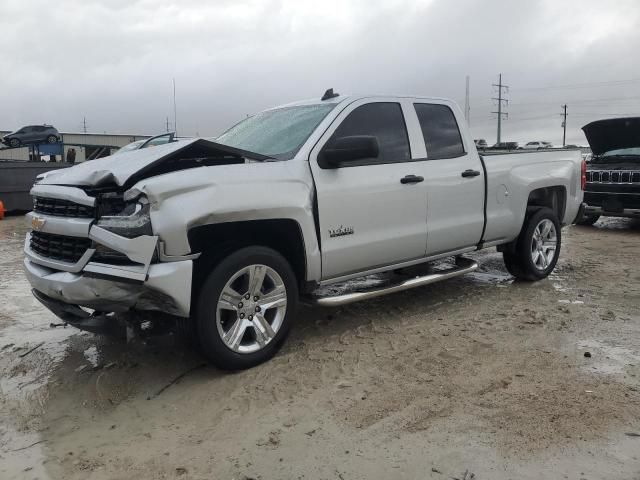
<box><xmin>502</xmin><ymin>207</ymin><xmax>561</xmax><ymax>281</ymax></box>
<box><xmin>195</xmin><ymin>246</ymin><xmax>298</xmax><ymax>370</ymax></box>
<box><xmin>9</xmin><ymin>138</ymin><xmax>20</xmax><ymax>147</ymax></box>
<box><xmin>46</xmin><ymin>135</ymin><xmax>58</xmax><ymax>144</ymax></box>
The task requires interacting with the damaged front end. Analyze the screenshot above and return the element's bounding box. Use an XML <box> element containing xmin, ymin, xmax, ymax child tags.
<box><xmin>23</xmin><ymin>139</ymin><xmax>263</xmax><ymax>331</ymax></box>
<box><xmin>24</xmin><ymin>183</ymin><xmax>194</xmax><ymax>326</ymax></box>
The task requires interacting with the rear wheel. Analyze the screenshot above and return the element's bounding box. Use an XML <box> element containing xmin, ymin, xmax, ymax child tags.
<box><xmin>195</xmin><ymin>246</ymin><xmax>298</xmax><ymax>370</ymax></box>
<box><xmin>576</xmin><ymin>213</ymin><xmax>600</xmax><ymax>226</ymax></box>
<box><xmin>502</xmin><ymin>207</ymin><xmax>561</xmax><ymax>281</ymax></box>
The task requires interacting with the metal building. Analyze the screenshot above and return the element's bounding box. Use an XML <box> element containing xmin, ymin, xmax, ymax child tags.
<box><xmin>0</xmin><ymin>130</ymin><xmax>153</xmax><ymax>163</ymax></box>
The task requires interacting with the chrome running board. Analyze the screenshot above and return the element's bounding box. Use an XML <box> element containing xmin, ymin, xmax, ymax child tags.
<box><xmin>310</xmin><ymin>257</ymin><xmax>478</xmax><ymax>307</ymax></box>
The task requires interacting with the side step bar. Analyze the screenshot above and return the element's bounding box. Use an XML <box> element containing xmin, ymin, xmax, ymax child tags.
<box><xmin>311</xmin><ymin>257</ymin><xmax>478</xmax><ymax>307</ymax></box>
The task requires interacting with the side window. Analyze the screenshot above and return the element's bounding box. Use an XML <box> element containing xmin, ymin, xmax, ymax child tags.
<box><xmin>329</xmin><ymin>102</ymin><xmax>410</xmax><ymax>164</ymax></box>
<box><xmin>414</xmin><ymin>103</ymin><xmax>465</xmax><ymax>159</ymax></box>
<box><xmin>34</xmin><ymin>126</ymin><xmax>46</xmax><ymax>132</ymax></box>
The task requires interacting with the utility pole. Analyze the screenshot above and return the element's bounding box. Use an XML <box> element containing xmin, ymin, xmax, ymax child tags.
<box><xmin>560</xmin><ymin>104</ymin><xmax>567</xmax><ymax>147</ymax></box>
<box><xmin>165</xmin><ymin>116</ymin><xmax>170</xmax><ymax>132</ymax></box>
<box><xmin>82</xmin><ymin>116</ymin><xmax>87</xmax><ymax>134</ymax></box>
<box><xmin>172</xmin><ymin>78</ymin><xmax>178</xmax><ymax>137</ymax></box>
<box><xmin>464</xmin><ymin>75</ymin><xmax>471</xmax><ymax>125</ymax></box>
<box><xmin>491</xmin><ymin>73</ymin><xmax>509</xmax><ymax>144</ymax></box>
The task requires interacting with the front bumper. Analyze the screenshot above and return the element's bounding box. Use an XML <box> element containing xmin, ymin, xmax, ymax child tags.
<box><xmin>24</xmin><ymin>257</ymin><xmax>193</xmax><ymax>317</ymax></box>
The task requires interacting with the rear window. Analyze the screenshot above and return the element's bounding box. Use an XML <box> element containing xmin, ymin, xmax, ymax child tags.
<box><xmin>414</xmin><ymin>104</ymin><xmax>465</xmax><ymax>159</ymax></box>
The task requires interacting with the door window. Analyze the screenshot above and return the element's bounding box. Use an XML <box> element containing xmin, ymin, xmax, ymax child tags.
<box><xmin>414</xmin><ymin>103</ymin><xmax>465</xmax><ymax>159</ymax></box>
<box><xmin>326</xmin><ymin>102</ymin><xmax>411</xmax><ymax>165</ymax></box>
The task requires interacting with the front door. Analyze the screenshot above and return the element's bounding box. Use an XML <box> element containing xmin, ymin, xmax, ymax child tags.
<box><xmin>309</xmin><ymin>100</ymin><xmax>429</xmax><ymax>280</ymax></box>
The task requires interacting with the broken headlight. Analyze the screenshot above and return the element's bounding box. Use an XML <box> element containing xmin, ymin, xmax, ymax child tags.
<box><xmin>95</xmin><ymin>198</ymin><xmax>153</xmax><ymax>238</ymax></box>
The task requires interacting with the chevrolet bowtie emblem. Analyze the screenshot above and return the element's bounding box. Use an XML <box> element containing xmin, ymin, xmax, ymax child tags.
<box><xmin>31</xmin><ymin>216</ymin><xmax>46</xmax><ymax>231</ymax></box>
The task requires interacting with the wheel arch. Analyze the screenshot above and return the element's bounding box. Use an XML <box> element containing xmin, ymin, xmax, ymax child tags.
<box><xmin>526</xmin><ymin>186</ymin><xmax>566</xmax><ymax>222</ymax></box>
<box><xmin>188</xmin><ymin>219</ymin><xmax>308</xmax><ymax>312</ymax></box>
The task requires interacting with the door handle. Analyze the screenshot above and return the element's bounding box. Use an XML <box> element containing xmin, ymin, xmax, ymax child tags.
<box><xmin>400</xmin><ymin>175</ymin><xmax>424</xmax><ymax>184</ymax></box>
<box><xmin>461</xmin><ymin>169</ymin><xmax>481</xmax><ymax>178</ymax></box>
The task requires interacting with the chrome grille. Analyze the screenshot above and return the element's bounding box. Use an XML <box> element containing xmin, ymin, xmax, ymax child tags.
<box><xmin>33</xmin><ymin>197</ymin><xmax>95</xmax><ymax>218</ymax></box>
<box><xmin>29</xmin><ymin>231</ymin><xmax>92</xmax><ymax>263</ymax></box>
<box><xmin>587</xmin><ymin>170</ymin><xmax>640</xmax><ymax>184</ymax></box>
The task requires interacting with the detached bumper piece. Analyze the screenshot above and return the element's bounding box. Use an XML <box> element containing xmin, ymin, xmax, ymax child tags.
<box><xmin>31</xmin><ymin>289</ymin><xmax>125</xmax><ymax>336</ymax></box>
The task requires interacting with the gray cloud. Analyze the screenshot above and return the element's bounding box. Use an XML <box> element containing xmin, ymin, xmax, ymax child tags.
<box><xmin>1</xmin><ymin>0</ymin><xmax>639</xmax><ymax>145</ymax></box>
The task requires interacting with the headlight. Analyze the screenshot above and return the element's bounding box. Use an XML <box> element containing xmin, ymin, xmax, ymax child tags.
<box><xmin>96</xmin><ymin>199</ymin><xmax>152</xmax><ymax>238</ymax></box>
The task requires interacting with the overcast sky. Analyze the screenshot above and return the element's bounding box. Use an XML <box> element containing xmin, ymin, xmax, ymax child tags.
<box><xmin>2</xmin><ymin>0</ymin><xmax>640</xmax><ymax>145</ymax></box>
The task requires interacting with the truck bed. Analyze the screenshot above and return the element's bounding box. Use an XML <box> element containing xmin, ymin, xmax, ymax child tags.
<box><xmin>480</xmin><ymin>149</ymin><xmax>583</xmax><ymax>245</ymax></box>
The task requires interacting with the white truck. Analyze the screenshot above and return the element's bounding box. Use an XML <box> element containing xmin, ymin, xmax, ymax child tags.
<box><xmin>24</xmin><ymin>90</ymin><xmax>585</xmax><ymax>369</ymax></box>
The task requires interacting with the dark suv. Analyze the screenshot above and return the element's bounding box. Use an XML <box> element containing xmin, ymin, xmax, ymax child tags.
<box><xmin>578</xmin><ymin>117</ymin><xmax>640</xmax><ymax>225</ymax></box>
<box><xmin>2</xmin><ymin>125</ymin><xmax>61</xmax><ymax>148</ymax></box>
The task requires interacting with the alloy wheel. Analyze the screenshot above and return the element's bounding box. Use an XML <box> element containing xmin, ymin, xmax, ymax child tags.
<box><xmin>530</xmin><ymin>219</ymin><xmax>557</xmax><ymax>270</ymax></box>
<box><xmin>216</xmin><ymin>264</ymin><xmax>287</xmax><ymax>354</ymax></box>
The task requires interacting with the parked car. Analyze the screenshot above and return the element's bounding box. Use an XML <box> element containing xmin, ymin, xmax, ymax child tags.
<box><xmin>522</xmin><ymin>141</ymin><xmax>553</xmax><ymax>150</ymax></box>
<box><xmin>474</xmin><ymin>139</ymin><xmax>488</xmax><ymax>150</ymax></box>
<box><xmin>491</xmin><ymin>142</ymin><xmax>519</xmax><ymax>150</ymax></box>
<box><xmin>1</xmin><ymin>125</ymin><xmax>60</xmax><ymax>148</ymax></box>
<box><xmin>113</xmin><ymin>132</ymin><xmax>177</xmax><ymax>155</ymax></box>
<box><xmin>24</xmin><ymin>91</ymin><xmax>584</xmax><ymax>369</ymax></box>
<box><xmin>577</xmin><ymin>117</ymin><xmax>640</xmax><ymax>225</ymax></box>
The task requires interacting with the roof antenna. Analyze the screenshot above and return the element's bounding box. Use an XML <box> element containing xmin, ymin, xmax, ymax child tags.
<box><xmin>321</xmin><ymin>88</ymin><xmax>339</xmax><ymax>101</ymax></box>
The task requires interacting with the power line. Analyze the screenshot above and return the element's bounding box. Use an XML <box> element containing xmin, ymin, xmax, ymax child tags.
<box><xmin>491</xmin><ymin>73</ymin><xmax>509</xmax><ymax>144</ymax></box>
<box><xmin>172</xmin><ymin>78</ymin><xmax>178</xmax><ymax>137</ymax></box>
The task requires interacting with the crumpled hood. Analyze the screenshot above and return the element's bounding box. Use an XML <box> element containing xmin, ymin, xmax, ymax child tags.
<box><xmin>39</xmin><ymin>138</ymin><xmax>271</xmax><ymax>188</ymax></box>
<box><xmin>582</xmin><ymin>117</ymin><xmax>640</xmax><ymax>155</ymax></box>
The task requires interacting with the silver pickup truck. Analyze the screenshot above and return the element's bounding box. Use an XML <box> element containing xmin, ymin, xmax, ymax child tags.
<box><xmin>24</xmin><ymin>90</ymin><xmax>585</xmax><ymax>369</ymax></box>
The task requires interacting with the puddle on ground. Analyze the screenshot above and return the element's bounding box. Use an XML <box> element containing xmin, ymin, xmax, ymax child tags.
<box><xmin>577</xmin><ymin>339</ymin><xmax>640</xmax><ymax>376</ymax></box>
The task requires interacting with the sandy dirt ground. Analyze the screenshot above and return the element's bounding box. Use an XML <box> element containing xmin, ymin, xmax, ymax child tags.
<box><xmin>1</xmin><ymin>214</ymin><xmax>639</xmax><ymax>480</ymax></box>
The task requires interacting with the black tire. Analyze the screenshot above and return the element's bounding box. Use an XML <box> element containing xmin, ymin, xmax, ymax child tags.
<box><xmin>195</xmin><ymin>246</ymin><xmax>298</xmax><ymax>370</ymax></box>
<box><xmin>576</xmin><ymin>213</ymin><xmax>600</xmax><ymax>226</ymax></box>
<box><xmin>9</xmin><ymin>138</ymin><xmax>20</xmax><ymax>147</ymax></box>
<box><xmin>46</xmin><ymin>135</ymin><xmax>58</xmax><ymax>144</ymax></box>
<box><xmin>502</xmin><ymin>207</ymin><xmax>561</xmax><ymax>281</ymax></box>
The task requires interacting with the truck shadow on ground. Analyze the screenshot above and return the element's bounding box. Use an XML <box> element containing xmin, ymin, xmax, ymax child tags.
<box><xmin>41</xmin><ymin>249</ymin><xmax>517</xmax><ymax>404</ymax></box>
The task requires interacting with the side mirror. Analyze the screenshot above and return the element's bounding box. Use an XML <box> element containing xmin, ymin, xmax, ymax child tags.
<box><xmin>319</xmin><ymin>135</ymin><xmax>379</xmax><ymax>168</ymax></box>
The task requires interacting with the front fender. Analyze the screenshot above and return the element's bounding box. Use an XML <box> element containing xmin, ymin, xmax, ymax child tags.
<box><xmin>131</xmin><ymin>160</ymin><xmax>321</xmax><ymax>282</ymax></box>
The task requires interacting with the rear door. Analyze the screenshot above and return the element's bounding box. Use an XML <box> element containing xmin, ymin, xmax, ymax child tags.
<box><xmin>412</xmin><ymin>102</ymin><xmax>485</xmax><ymax>256</ymax></box>
<box><xmin>309</xmin><ymin>99</ymin><xmax>429</xmax><ymax>280</ymax></box>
